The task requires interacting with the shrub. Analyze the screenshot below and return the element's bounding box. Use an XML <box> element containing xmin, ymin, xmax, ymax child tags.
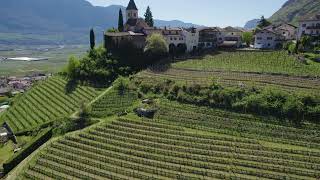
<box><xmin>3</xmin><ymin>128</ymin><xmax>52</xmax><ymax>174</ymax></box>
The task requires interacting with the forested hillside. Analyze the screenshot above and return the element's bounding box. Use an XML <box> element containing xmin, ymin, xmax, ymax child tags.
<box><xmin>269</xmin><ymin>0</ymin><xmax>320</xmax><ymax>25</ymax></box>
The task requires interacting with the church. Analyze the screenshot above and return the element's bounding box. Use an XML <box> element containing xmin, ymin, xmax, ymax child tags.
<box><xmin>104</xmin><ymin>0</ymin><xmax>151</xmax><ymax>51</ymax></box>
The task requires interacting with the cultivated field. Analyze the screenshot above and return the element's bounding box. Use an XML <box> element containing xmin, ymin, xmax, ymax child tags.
<box><xmin>173</xmin><ymin>51</ymin><xmax>320</xmax><ymax>77</ymax></box>
<box><xmin>0</xmin><ymin>45</ymin><xmax>86</xmax><ymax>76</ymax></box>
<box><xmin>22</xmin><ymin>114</ymin><xmax>320</xmax><ymax>179</ymax></box>
<box><xmin>0</xmin><ymin>76</ymin><xmax>101</xmax><ymax>133</ymax></box>
<box><xmin>10</xmin><ymin>50</ymin><xmax>320</xmax><ymax>179</ymax></box>
<box><xmin>90</xmin><ymin>90</ymin><xmax>138</xmax><ymax>118</ymax></box>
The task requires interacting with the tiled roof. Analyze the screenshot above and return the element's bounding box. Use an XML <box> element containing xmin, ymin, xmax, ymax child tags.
<box><xmin>223</xmin><ymin>26</ymin><xmax>243</xmax><ymax>32</ymax></box>
<box><xmin>126</xmin><ymin>18</ymin><xmax>147</xmax><ymax>27</ymax></box>
<box><xmin>126</xmin><ymin>0</ymin><xmax>138</xmax><ymax>10</ymax></box>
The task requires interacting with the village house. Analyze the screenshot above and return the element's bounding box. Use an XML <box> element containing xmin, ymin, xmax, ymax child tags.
<box><xmin>219</xmin><ymin>26</ymin><xmax>243</xmax><ymax>48</ymax></box>
<box><xmin>297</xmin><ymin>14</ymin><xmax>320</xmax><ymax>40</ymax></box>
<box><xmin>162</xmin><ymin>27</ymin><xmax>186</xmax><ymax>52</ymax></box>
<box><xmin>198</xmin><ymin>27</ymin><xmax>223</xmax><ymax>49</ymax></box>
<box><xmin>254</xmin><ymin>23</ymin><xmax>297</xmax><ymax>49</ymax></box>
<box><xmin>183</xmin><ymin>27</ymin><xmax>199</xmax><ymax>52</ymax></box>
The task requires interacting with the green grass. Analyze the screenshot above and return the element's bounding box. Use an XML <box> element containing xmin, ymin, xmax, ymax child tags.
<box><xmin>90</xmin><ymin>90</ymin><xmax>138</xmax><ymax>118</ymax></box>
<box><xmin>0</xmin><ymin>141</ymin><xmax>14</xmax><ymax>165</ymax></box>
<box><xmin>0</xmin><ymin>76</ymin><xmax>102</xmax><ymax>133</ymax></box>
<box><xmin>0</xmin><ymin>45</ymin><xmax>87</xmax><ymax>76</ymax></box>
<box><xmin>21</xmin><ymin>117</ymin><xmax>320</xmax><ymax>179</ymax></box>
<box><xmin>173</xmin><ymin>51</ymin><xmax>320</xmax><ymax>77</ymax></box>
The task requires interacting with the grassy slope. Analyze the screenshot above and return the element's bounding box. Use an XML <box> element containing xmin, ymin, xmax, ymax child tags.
<box><xmin>269</xmin><ymin>0</ymin><xmax>320</xmax><ymax>25</ymax></box>
<box><xmin>0</xmin><ymin>76</ymin><xmax>102</xmax><ymax>133</ymax></box>
<box><xmin>15</xmin><ymin>84</ymin><xmax>320</xmax><ymax>179</ymax></box>
<box><xmin>173</xmin><ymin>51</ymin><xmax>320</xmax><ymax>77</ymax></box>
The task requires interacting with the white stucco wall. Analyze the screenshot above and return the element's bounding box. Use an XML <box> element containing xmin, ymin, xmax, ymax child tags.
<box><xmin>254</xmin><ymin>31</ymin><xmax>278</xmax><ymax>49</ymax></box>
<box><xmin>297</xmin><ymin>20</ymin><xmax>320</xmax><ymax>39</ymax></box>
<box><xmin>183</xmin><ymin>30</ymin><xmax>199</xmax><ymax>52</ymax></box>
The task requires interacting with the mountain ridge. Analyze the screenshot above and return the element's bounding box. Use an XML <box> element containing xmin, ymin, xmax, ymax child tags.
<box><xmin>269</xmin><ymin>0</ymin><xmax>320</xmax><ymax>25</ymax></box>
<box><xmin>0</xmin><ymin>0</ymin><xmax>200</xmax><ymax>45</ymax></box>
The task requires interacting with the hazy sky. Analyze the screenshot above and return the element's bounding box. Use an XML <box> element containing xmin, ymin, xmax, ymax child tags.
<box><xmin>86</xmin><ymin>0</ymin><xmax>287</xmax><ymax>27</ymax></box>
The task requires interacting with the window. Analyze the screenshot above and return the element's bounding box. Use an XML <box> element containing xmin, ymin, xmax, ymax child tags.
<box><xmin>170</xmin><ymin>37</ymin><xmax>173</xmax><ymax>41</ymax></box>
<box><xmin>257</xmin><ymin>37</ymin><xmax>262</xmax><ymax>40</ymax></box>
<box><xmin>267</xmin><ymin>37</ymin><xmax>273</xmax><ymax>40</ymax></box>
<box><xmin>134</xmin><ymin>13</ymin><xmax>137</xmax><ymax>17</ymax></box>
<box><xmin>302</xmin><ymin>30</ymin><xmax>305</xmax><ymax>34</ymax></box>
<box><xmin>268</xmin><ymin>43</ymin><xmax>271</xmax><ymax>46</ymax></box>
<box><xmin>128</xmin><ymin>13</ymin><xmax>130</xmax><ymax>17</ymax></box>
<box><xmin>283</xmin><ymin>32</ymin><xmax>286</xmax><ymax>34</ymax></box>
<box><xmin>317</xmin><ymin>23</ymin><xmax>320</xmax><ymax>27</ymax></box>
<box><xmin>302</xmin><ymin>24</ymin><xmax>306</xmax><ymax>27</ymax></box>
<box><xmin>174</xmin><ymin>38</ymin><xmax>177</xmax><ymax>40</ymax></box>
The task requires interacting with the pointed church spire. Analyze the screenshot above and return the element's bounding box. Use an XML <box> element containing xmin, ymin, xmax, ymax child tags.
<box><xmin>126</xmin><ymin>0</ymin><xmax>138</xmax><ymax>10</ymax></box>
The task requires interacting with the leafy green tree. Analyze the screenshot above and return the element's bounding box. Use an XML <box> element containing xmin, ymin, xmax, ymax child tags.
<box><xmin>257</xmin><ymin>16</ymin><xmax>271</xmax><ymax>29</ymax></box>
<box><xmin>107</xmin><ymin>28</ymin><xmax>119</xmax><ymax>33</ymax></box>
<box><xmin>300</xmin><ymin>35</ymin><xmax>312</xmax><ymax>51</ymax></box>
<box><xmin>144</xmin><ymin>33</ymin><xmax>168</xmax><ymax>57</ymax></box>
<box><xmin>241</xmin><ymin>32</ymin><xmax>253</xmax><ymax>46</ymax></box>
<box><xmin>118</xmin><ymin>9</ymin><xmax>124</xmax><ymax>32</ymax></box>
<box><xmin>66</xmin><ymin>56</ymin><xmax>80</xmax><ymax>79</ymax></box>
<box><xmin>144</xmin><ymin>6</ymin><xmax>154</xmax><ymax>27</ymax></box>
<box><xmin>90</xmin><ymin>28</ymin><xmax>95</xmax><ymax>49</ymax></box>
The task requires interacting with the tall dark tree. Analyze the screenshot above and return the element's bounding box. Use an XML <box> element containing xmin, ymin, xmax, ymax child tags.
<box><xmin>144</xmin><ymin>6</ymin><xmax>154</xmax><ymax>27</ymax></box>
<box><xmin>257</xmin><ymin>16</ymin><xmax>271</xmax><ymax>29</ymax></box>
<box><xmin>118</xmin><ymin>9</ymin><xmax>124</xmax><ymax>32</ymax></box>
<box><xmin>90</xmin><ymin>28</ymin><xmax>95</xmax><ymax>49</ymax></box>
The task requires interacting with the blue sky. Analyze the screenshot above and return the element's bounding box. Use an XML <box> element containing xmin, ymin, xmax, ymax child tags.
<box><xmin>86</xmin><ymin>0</ymin><xmax>287</xmax><ymax>27</ymax></box>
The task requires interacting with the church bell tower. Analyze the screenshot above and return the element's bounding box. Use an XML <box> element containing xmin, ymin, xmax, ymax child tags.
<box><xmin>126</xmin><ymin>0</ymin><xmax>138</xmax><ymax>21</ymax></box>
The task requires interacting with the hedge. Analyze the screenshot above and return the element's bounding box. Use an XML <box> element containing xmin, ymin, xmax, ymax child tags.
<box><xmin>2</xmin><ymin>127</ymin><xmax>52</xmax><ymax>174</ymax></box>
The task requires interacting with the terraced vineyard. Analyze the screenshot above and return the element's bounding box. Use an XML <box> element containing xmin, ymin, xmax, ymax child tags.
<box><xmin>91</xmin><ymin>90</ymin><xmax>137</xmax><ymax>117</ymax></box>
<box><xmin>137</xmin><ymin>68</ymin><xmax>320</xmax><ymax>93</ymax></box>
<box><xmin>22</xmin><ymin>118</ymin><xmax>320</xmax><ymax>179</ymax></box>
<box><xmin>155</xmin><ymin>100</ymin><xmax>320</xmax><ymax>149</ymax></box>
<box><xmin>173</xmin><ymin>51</ymin><xmax>320</xmax><ymax>77</ymax></box>
<box><xmin>0</xmin><ymin>76</ymin><xmax>101</xmax><ymax>133</ymax></box>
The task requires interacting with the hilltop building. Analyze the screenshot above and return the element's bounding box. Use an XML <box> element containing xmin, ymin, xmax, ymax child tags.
<box><xmin>105</xmin><ymin>0</ymin><xmax>149</xmax><ymax>51</ymax></box>
<box><xmin>254</xmin><ymin>23</ymin><xmax>297</xmax><ymax>49</ymax></box>
<box><xmin>297</xmin><ymin>14</ymin><xmax>320</xmax><ymax>40</ymax></box>
<box><xmin>105</xmin><ymin>0</ymin><xmax>199</xmax><ymax>54</ymax></box>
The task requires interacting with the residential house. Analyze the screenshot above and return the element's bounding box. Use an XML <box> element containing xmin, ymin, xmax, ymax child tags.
<box><xmin>162</xmin><ymin>27</ymin><xmax>186</xmax><ymax>52</ymax></box>
<box><xmin>183</xmin><ymin>27</ymin><xmax>199</xmax><ymax>52</ymax></box>
<box><xmin>0</xmin><ymin>87</ymin><xmax>10</xmax><ymax>96</ymax></box>
<box><xmin>198</xmin><ymin>27</ymin><xmax>222</xmax><ymax>49</ymax></box>
<box><xmin>297</xmin><ymin>14</ymin><xmax>320</xmax><ymax>40</ymax></box>
<box><xmin>254</xmin><ymin>29</ymin><xmax>285</xmax><ymax>49</ymax></box>
<box><xmin>219</xmin><ymin>26</ymin><xmax>243</xmax><ymax>48</ymax></box>
<box><xmin>254</xmin><ymin>23</ymin><xmax>297</xmax><ymax>49</ymax></box>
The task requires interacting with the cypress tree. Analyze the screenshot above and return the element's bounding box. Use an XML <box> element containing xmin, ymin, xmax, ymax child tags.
<box><xmin>118</xmin><ymin>9</ymin><xmax>124</xmax><ymax>32</ymax></box>
<box><xmin>90</xmin><ymin>28</ymin><xmax>95</xmax><ymax>50</ymax></box>
<box><xmin>144</xmin><ymin>6</ymin><xmax>154</xmax><ymax>27</ymax></box>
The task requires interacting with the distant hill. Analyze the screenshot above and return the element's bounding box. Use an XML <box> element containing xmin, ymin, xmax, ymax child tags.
<box><xmin>0</xmin><ymin>0</ymin><xmax>199</xmax><ymax>45</ymax></box>
<box><xmin>244</xmin><ymin>19</ymin><xmax>260</xmax><ymax>29</ymax></box>
<box><xmin>269</xmin><ymin>0</ymin><xmax>320</xmax><ymax>25</ymax></box>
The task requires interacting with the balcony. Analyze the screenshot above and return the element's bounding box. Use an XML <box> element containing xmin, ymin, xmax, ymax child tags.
<box><xmin>306</xmin><ymin>26</ymin><xmax>320</xmax><ymax>30</ymax></box>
